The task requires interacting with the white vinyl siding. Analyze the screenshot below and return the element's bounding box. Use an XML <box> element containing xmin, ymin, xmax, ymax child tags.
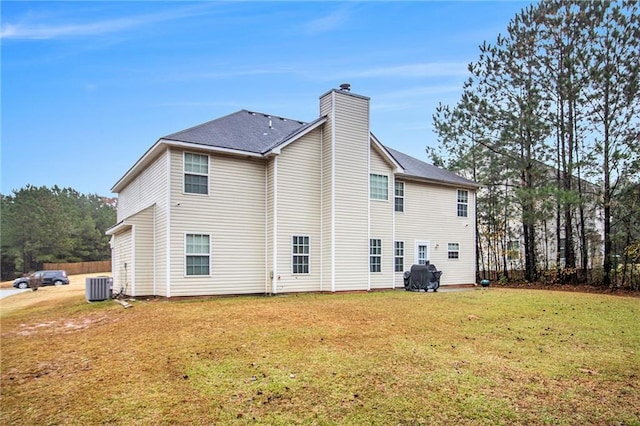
<box><xmin>326</xmin><ymin>90</ymin><xmax>370</xmax><ymax>291</ymax></box>
<box><xmin>395</xmin><ymin>180</ymin><xmax>476</xmax><ymax>287</ymax></box>
<box><xmin>117</xmin><ymin>150</ymin><xmax>168</xmax><ymax>222</ymax></box>
<box><xmin>275</xmin><ymin>129</ymin><xmax>322</xmax><ymax>292</ymax></box>
<box><xmin>369</xmin><ymin>145</ymin><xmax>395</xmax><ymax>289</ymax></box>
<box><xmin>111</xmin><ymin>228</ymin><xmax>132</xmax><ymax>296</ymax></box>
<box><xmin>114</xmin><ymin>150</ymin><xmax>168</xmax><ymax>296</ymax></box>
<box><xmin>125</xmin><ymin>206</ymin><xmax>155</xmax><ymax>296</ymax></box>
<box><xmin>370</xmin><ymin>174</ymin><xmax>388</xmax><ymax>200</ymax></box>
<box><xmin>184</xmin><ymin>152</ymin><xmax>209</xmax><ymax>195</ymax></box>
<box><xmin>185</xmin><ymin>233</ymin><xmax>210</xmax><ymax>276</ymax></box>
<box><xmin>170</xmin><ymin>150</ymin><xmax>266</xmax><ymax>296</ymax></box>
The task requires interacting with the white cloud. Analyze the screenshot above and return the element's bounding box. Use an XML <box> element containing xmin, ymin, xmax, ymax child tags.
<box><xmin>0</xmin><ymin>5</ymin><xmax>214</xmax><ymax>40</ymax></box>
<box><xmin>303</xmin><ymin>6</ymin><xmax>351</xmax><ymax>34</ymax></box>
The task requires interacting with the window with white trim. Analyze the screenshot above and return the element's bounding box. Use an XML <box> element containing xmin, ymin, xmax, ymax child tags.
<box><xmin>457</xmin><ymin>189</ymin><xmax>468</xmax><ymax>217</ymax></box>
<box><xmin>370</xmin><ymin>239</ymin><xmax>382</xmax><ymax>272</ymax></box>
<box><xmin>448</xmin><ymin>243</ymin><xmax>460</xmax><ymax>259</ymax></box>
<box><xmin>184</xmin><ymin>152</ymin><xmax>209</xmax><ymax>194</ymax></box>
<box><xmin>507</xmin><ymin>240</ymin><xmax>520</xmax><ymax>261</ymax></box>
<box><xmin>559</xmin><ymin>238</ymin><xmax>566</xmax><ymax>260</ymax></box>
<box><xmin>370</xmin><ymin>174</ymin><xmax>388</xmax><ymax>200</ymax></box>
<box><xmin>185</xmin><ymin>233</ymin><xmax>210</xmax><ymax>276</ymax></box>
<box><xmin>395</xmin><ymin>181</ymin><xmax>404</xmax><ymax>212</ymax></box>
<box><xmin>394</xmin><ymin>241</ymin><xmax>404</xmax><ymax>272</ymax></box>
<box><xmin>292</xmin><ymin>236</ymin><xmax>310</xmax><ymax>274</ymax></box>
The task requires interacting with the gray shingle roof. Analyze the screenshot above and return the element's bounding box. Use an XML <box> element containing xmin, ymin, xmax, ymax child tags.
<box><xmin>162</xmin><ymin>110</ymin><xmax>307</xmax><ymax>154</ymax></box>
<box><xmin>385</xmin><ymin>146</ymin><xmax>479</xmax><ymax>188</ymax></box>
<box><xmin>161</xmin><ymin>109</ymin><xmax>477</xmax><ymax>188</ymax></box>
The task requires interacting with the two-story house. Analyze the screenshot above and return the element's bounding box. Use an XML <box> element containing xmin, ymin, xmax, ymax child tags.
<box><xmin>107</xmin><ymin>85</ymin><xmax>479</xmax><ymax>297</ymax></box>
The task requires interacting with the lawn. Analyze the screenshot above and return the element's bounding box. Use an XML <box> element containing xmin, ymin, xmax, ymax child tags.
<box><xmin>1</xmin><ymin>281</ymin><xmax>638</xmax><ymax>425</ymax></box>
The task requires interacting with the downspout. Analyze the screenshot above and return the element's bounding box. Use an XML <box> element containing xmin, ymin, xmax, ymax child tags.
<box><xmin>367</xmin><ymin>137</ymin><xmax>371</xmax><ymax>292</ymax></box>
<box><xmin>265</xmin><ymin>162</ymin><xmax>269</xmax><ymax>294</ymax></box>
<box><xmin>272</xmin><ymin>155</ymin><xmax>279</xmax><ymax>294</ymax></box>
<box><xmin>131</xmin><ymin>225</ymin><xmax>136</xmax><ymax>296</ymax></box>
<box><xmin>320</xmin><ymin>126</ymin><xmax>324</xmax><ymax>292</ymax></box>
<box><xmin>166</xmin><ymin>148</ymin><xmax>172</xmax><ymax>298</ymax></box>
<box><xmin>153</xmin><ymin>204</ymin><xmax>156</xmax><ymax>295</ymax></box>
<box><xmin>392</xmin><ymin>176</ymin><xmax>396</xmax><ymax>289</ymax></box>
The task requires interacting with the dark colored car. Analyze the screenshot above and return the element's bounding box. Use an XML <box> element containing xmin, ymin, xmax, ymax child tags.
<box><xmin>13</xmin><ymin>270</ymin><xmax>70</xmax><ymax>289</ymax></box>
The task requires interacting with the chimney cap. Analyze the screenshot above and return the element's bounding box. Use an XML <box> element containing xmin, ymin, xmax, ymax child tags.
<box><xmin>339</xmin><ymin>83</ymin><xmax>351</xmax><ymax>92</ymax></box>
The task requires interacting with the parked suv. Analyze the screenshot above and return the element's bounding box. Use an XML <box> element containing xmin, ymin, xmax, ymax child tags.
<box><xmin>13</xmin><ymin>270</ymin><xmax>70</xmax><ymax>289</ymax></box>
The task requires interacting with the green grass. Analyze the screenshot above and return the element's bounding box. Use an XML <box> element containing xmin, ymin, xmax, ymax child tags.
<box><xmin>1</xmin><ymin>289</ymin><xmax>639</xmax><ymax>425</ymax></box>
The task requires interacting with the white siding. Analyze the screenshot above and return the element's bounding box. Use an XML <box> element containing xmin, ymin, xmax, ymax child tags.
<box><xmin>117</xmin><ymin>150</ymin><xmax>168</xmax><ymax>222</ymax></box>
<box><xmin>319</xmin><ymin>89</ymin><xmax>371</xmax><ymax>292</ymax></box>
<box><xmin>274</xmin><ymin>129</ymin><xmax>323</xmax><ymax>293</ymax></box>
<box><xmin>369</xmin><ymin>146</ymin><xmax>395</xmax><ymax>289</ymax></box>
<box><xmin>168</xmin><ymin>149</ymin><xmax>267</xmax><ymax>296</ymax></box>
<box><xmin>395</xmin><ymin>180</ymin><xmax>476</xmax><ymax>286</ymax></box>
<box><xmin>320</xmin><ymin>94</ymin><xmax>333</xmax><ymax>291</ymax></box>
<box><xmin>114</xmin><ymin>150</ymin><xmax>168</xmax><ymax>295</ymax></box>
<box><xmin>125</xmin><ymin>206</ymin><xmax>155</xmax><ymax>296</ymax></box>
<box><xmin>332</xmin><ymin>92</ymin><xmax>370</xmax><ymax>291</ymax></box>
<box><xmin>111</xmin><ymin>228</ymin><xmax>132</xmax><ymax>295</ymax></box>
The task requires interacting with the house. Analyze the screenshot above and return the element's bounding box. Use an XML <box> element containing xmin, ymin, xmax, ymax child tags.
<box><xmin>473</xmin><ymin>161</ymin><xmax>604</xmax><ymax>275</ymax></box>
<box><xmin>106</xmin><ymin>85</ymin><xmax>479</xmax><ymax>297</ymax></box>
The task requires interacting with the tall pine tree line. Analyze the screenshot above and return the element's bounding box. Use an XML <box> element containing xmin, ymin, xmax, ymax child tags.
<box><xmin>431</xmin><ymin>0</ymin><xmax>639</xmax><ymax>288</ymax></box>
<box><xmin>1</xmin><ymin>185</ymin><xmax>116</xmax><ymax>280</ymax></box>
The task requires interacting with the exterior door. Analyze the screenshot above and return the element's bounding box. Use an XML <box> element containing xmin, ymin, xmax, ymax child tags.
<box><xmin>415</xmin><ymin>241</ymin><xmax>430</xmax><ymax>265</ymax></box>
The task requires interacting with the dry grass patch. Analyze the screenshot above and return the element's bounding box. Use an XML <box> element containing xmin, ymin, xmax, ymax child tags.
<box><xmin>1</xmin><ymin>288</ymin><xmax>639</xmax><ymax>425</ymax></box>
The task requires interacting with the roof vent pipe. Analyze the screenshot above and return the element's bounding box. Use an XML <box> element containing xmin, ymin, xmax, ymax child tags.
<box><xmin>339</xmin><ymin>83</ymin><xmax>351</xmax><ymax>92</ymax></box>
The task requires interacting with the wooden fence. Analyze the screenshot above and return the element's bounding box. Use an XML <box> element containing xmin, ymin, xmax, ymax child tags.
<box><xmin>42</xmin><ymin>260</ymin><xmax>111</xmax><ymax>275</ymax></box>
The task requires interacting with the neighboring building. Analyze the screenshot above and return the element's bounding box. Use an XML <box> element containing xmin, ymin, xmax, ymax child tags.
<box><xmin>107</xmin><ymin>85</ymin><xmax>479</xmax><ymax>297</ymax></box>
<box><xmin>475</xmin><ymin>163</ymin><xmax>603</xmax><ymax>274</ymax></box>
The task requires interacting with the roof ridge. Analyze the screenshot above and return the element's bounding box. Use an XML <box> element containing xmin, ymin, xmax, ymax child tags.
<box><xmin>162</xmin><ymin>110</ymin><xmax>247</xmax><ymax>140</ymax></box>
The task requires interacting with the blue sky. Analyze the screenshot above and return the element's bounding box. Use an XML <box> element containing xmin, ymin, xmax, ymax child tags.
<box><xmin>1</xmin><ymin>1</ymin><xmax>529</xmax><ymax>196</ymax></box>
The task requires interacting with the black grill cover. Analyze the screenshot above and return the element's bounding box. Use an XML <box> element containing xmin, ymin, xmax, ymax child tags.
<box><xmin>404</xmin><ymin>263</ymin><xmax>441</xmax><ymax>292</ymax></box>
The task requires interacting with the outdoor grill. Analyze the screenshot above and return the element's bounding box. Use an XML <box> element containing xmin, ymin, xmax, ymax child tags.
<box><xmin>403</xmin><ymin>262</ymin><xmax>442</xmax><ymax>292</ymax></box>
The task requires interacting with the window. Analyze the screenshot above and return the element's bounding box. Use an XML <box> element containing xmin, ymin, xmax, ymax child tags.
<box><xmin>370</xmin><ymin>174</ymin><xmax>388</xmax><ymax>200</ymax></box>
<box><xmin>507</xmin><ymin>240</ymin><xmax>520</xmax><ymax>261</ymax></box>
<box><xmin>370</xmin><ymin>239</ymin><xmax>382</xmax><ymax>272</ymax></box>
<box><xmin>184</xmin><ymin>153</ymin><xmax>209</xmax><ymax>194</ymax></box>
<box><xmin>447</xmin><ymin>243</ymin><xmax>460</xmax><ymax>259</ymax></box>
<box><xmin>394</xmin><ymin>241</ymin><xmax>404</xmax><ymax>272</ymax></box>
<box><xmin>559</xmin><ymin>238</ymin><xmax>566</xmax><ymax>260</ymax></box>
<box><xmin>292</xmin><ymin>236</ymin><xmax>310</xmax><ymax>274</ymax></box>
<box><xmin>457</xmin><ymin>189</ymin><xmax>468</xmax><ymax>217</ymax></box>
<box><xmin>395</xmin><ymin>181</ymin><xmax>404</xmax><ymax>212</ymax></box>
<box><xmin>185</xmin><ymin>234</ymin><xmax>210</xmax><ymax>276</ymax></box>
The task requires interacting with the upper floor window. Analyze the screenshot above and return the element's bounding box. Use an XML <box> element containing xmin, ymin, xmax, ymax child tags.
<box><xmin>292</xmin><ymin>235</ymin><xmax>310</xmax><ymax>274</ymax></box>
<box><xmin>370</xmin><ymin>174</ymin><xmax>388</xmax><ymax>200</ymax></box>
<box><xmin>507</xmin><ymin>240</ymin><xmax>520</xmax><ymax>261</ymax></box>
<box><xmin>184</xmin><ymin>152</ymin><xmax>209</xmax><ymax>195</ymax></box>
<box><xmin>395</xmin><ymin>181</ymin><xmax>404</xmax><ymax>212</ymax></box>
<box><xmin>185</xmin><ymin>233</ymin><xmax>210</xmax><ymax>276</ymax></box>
<box><xmin>559</xmin><ymin>238</ymin><xmax>566</xmax><ymax>260</ymax></box>
<box><xmin>370</xmin><ymin>239</ymin><xmax>382</xmax><ymax>272</ymax></box>
<box><xmin>457</xmin><ymin>189</ymin><xmax>468</xmax><ymax>217</ymax></box>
